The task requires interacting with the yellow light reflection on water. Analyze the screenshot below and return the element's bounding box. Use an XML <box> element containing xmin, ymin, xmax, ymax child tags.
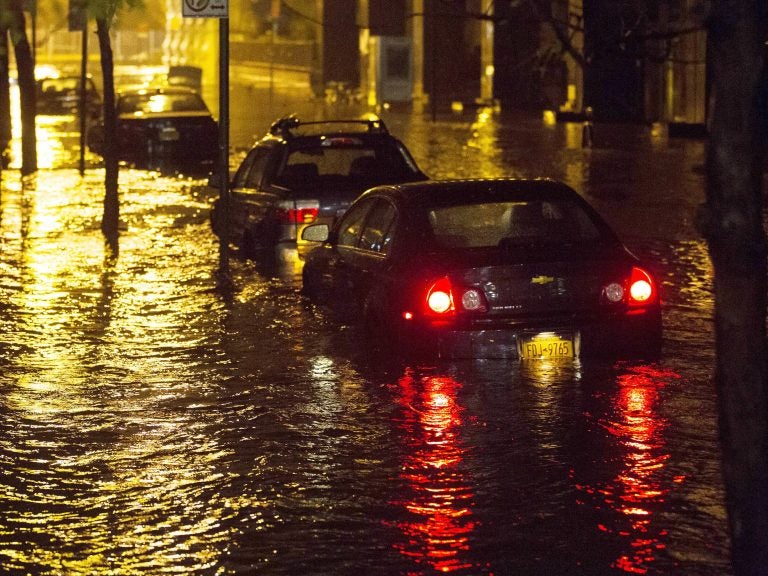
<box><xmin>0</xmin><ymin>171</ymin><xmax>252</xmax><ymax>574</ymax></box>
<box><xmin>462</xmin><ymin>107</ymin><xmax>514</xmax><ymax>180</ymax></box>
<box><xmin>7</xmin><ymin>84</ymin><xmax>96</xmax><ymax>170</ymax></box>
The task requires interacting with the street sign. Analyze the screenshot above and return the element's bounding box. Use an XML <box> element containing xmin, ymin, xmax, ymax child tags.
<box><xmin>182</xmin><ymin>0</ymin><xmax>228</xmax><ymax>18</ymax></box>
<box><xmin>68</xmin><ymin>0</ymin><xmax>86</xmax><ymax>31</ymax></box>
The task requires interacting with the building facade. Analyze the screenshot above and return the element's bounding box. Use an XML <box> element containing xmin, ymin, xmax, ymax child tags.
<box><xmin>27</xmin><ymin>0</ymin><xmax>708</xmax><ymax>126</ymax></box>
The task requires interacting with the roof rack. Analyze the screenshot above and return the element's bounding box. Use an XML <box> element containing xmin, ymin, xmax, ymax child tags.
<box><xmin>268</xmin><ymin>115</ymin><xmax>389</xmax><ymax>138</ymax></box>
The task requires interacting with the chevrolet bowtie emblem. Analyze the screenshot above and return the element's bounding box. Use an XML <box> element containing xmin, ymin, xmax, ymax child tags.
<box><xmin>531</xmin><ymin>275</ymin><xmax>555</xmax><ymax>285</ymax></box>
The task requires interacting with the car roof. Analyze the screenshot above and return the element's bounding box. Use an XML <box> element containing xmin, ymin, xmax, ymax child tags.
<box><xmin>38</xmin><ymin>74</ymin><xmax>95</xmax><ymax>81</ymax></box>
<box><xmin>257</xmin><ymin>115</ymin><xmax>396</xmax><ymax>147</ymax></box>
<box><xmin>361</xmin><ymin>178</ymin><xmax>585</xmax><ymax>207</ymax></box>
<box><xmin>269</xmin><ymin>115</ymin><xmax>388</xmax><ymax>137</ymax></box>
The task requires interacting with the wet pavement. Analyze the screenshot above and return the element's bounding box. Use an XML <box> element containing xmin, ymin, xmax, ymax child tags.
<box><xmin>0</xmin><ymin>85</ymin><xmax>730</xmax><ymax>575</ymax></box>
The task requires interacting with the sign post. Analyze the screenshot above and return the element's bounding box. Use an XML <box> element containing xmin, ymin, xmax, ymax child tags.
<box><xmin>78</xmin><ymin>21</ymin><xmax>87</xmax><ymax>175</ymax></box>
<box><xmin>182</xmin><ymin>0</ymin><xmax>228</xmax><ymax>19</ymax></box>
<box><xmin>216</xmin><ymin>17</ymin><xmax>231</xmax><ymax>285</ymax></box>
<box><xmin>182</xmin><ymin>0</ymin><xmax>231</xmax><ymax>285</ymax></box>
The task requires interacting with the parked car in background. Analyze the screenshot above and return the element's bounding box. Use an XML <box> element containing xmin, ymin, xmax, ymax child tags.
<box><xmin>210</xmin><ymin>115</ymin><xmax>428</xmax><ymax>262</ymax></box>
<box><xmin>88</xmin><ymin>86</ymin><xmax>218</xmax><ymax>173</ymax></box>
<box><xmin>301</xmin><ymin>178</ymin><xmax>663</xmax><ymax>360</ymax></box>
<box><xmin>36</xmin><ymin>75</ymin><xmax>101</xmax><ymax>119</ymax></box>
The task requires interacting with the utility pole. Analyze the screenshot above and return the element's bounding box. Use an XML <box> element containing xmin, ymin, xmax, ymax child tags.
<box><xmin>411</xmin><ymin>0</ymin><xmax>425</xmax><ymax>113</ymax></box>
<box><xmin>269</xmin><ymin>0</ymin><xmax>279</xmax><ymax>112</ymax></box>
<box><xmin>480</xmin><ymin>0</ymin><xmax>494</xmax><ymax>105</ymax></box>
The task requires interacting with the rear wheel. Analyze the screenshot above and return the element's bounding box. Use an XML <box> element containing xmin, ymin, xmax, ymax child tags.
<box><xmin>362</xmin><ymin>291</ymin><xmax>426</xmax><ymax>356</ymax></box>
<box><xmin>362</xmin><ymin>292</ymin><xmax>396</xmax><ymax>354</ymax></box>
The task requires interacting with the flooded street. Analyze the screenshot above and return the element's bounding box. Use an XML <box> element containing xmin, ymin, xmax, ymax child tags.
<box><xmin>0</xmin><ymin>90</ymin><xmax>729</xmax><ymax>574</ymax></box>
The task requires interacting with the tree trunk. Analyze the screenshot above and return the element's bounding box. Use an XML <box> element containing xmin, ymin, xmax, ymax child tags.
<box><xmin>700</xmin><ymin>2</ymin><xmax>768</xmax><ymax>574</ymax></box>
<box><xmin>96</xmin><ymin>18</ymin><xmax>119</xmax><ymax>238</ymax></box>
<box><xmin>0</xmin><ymin>27</ymin><xmax>11</xmax><ymax>168</ymax></box>
<box><xmin>7</xmin><ymin>0</ymin><xmax>35</xmax><ymax>175</ymax></box>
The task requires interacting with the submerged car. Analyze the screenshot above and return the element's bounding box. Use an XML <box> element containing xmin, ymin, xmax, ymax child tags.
<box><xmin>88</xmin><ymin>86</ymin><xmax>218</xmax><ymax>172</ymax></box>
<box><xmin>36</xmin><ymin>75</ymin><xmax>101</xmax><ymax>119</ymax></box>
<box><xmin>301</xmin><ymin>178</ymin><xmax>662</xmax><ymax>360</ymax></box>
<box><xmin>210</xmin><ymin>115</ymin><xmax>427</xmax><ymax>261</ymax></box>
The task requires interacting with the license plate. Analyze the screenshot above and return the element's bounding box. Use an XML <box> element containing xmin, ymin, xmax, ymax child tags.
<box><xmin>518</xmin><ymin>332</ymin><xmax>577</xmax><ymax>360</ymax></box>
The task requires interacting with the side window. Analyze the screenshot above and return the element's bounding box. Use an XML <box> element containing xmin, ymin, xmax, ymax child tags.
<box><xmin>359</xmin><ymin>200</ymin><xmax>397</xmax><ymax>254</ymax></box>
<box><xmin>233</xmin><ymin>148</ymin><xmax>271</xmax><ymax>189</ymax></box>
<box><xmin>337</xmin><ymin>200</ymin><xmax>374</xmax><ymax>248</ymax></box>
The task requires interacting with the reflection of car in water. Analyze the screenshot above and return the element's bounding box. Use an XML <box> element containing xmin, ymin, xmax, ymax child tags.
<box><xmin>36</xmin><ymin>76</ymin><xmax>102</xmax><ymax>119</ymax></box>
<box><xmin>301</xmin><ymin>178</ymin><xmax>663</xmax><ymax>360</ymax></box>
<box><xmin>210</xmin><ymin>115</ymin><xmax>428</xmax><ymax>262</ymax></box>
<box><xmin>88</xmin><ymin>86</ymin><xmax>218</xmax><ymax>173</ymax></box>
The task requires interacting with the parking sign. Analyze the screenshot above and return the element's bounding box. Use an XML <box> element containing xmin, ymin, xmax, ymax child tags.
<box><xmin>182</xmin><ymin>0</ymin><xmax>228</xmax><ymax>18</ymax></box>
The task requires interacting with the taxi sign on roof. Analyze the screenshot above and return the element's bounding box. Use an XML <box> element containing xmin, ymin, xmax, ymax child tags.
<box><xmin>183</xmin><ymin>0</ymin><xmax>228</xmax><ymax>18</ymax></box>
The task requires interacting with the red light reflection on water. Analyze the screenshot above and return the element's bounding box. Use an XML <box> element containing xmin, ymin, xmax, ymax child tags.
<box><xmin>388</xmin><ymin>372</ymin><xmax>486</xmax><ymax>574</ymax></box>
<box><xmin>574</xmin><ymin>364</ymin><xmax>681</xmax><ymax>574</ymax></box>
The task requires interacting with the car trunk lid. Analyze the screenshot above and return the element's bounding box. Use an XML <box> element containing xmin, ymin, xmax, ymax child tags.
<box><xmin>444</xmin><ymin>244</ymin><xmax>629</xmax><ymax>318</ymax></box>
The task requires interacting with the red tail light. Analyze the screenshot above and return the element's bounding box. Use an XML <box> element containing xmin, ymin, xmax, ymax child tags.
<box><xmin>602</xmin><ymin>266</ymin><xmax>658</xmax><ymax>308</ymax></box>
<box><xmin>427</xmin><ymin>277</ymin><xmax>454</xmax><ymax>314</ymax></box>
<box><xmin>277</xmin><ymin>207</ymin><xmax>318</xmax><ymax>224</ymax></box>
<box><xmin>425</xmin><ymin>277</ymin><xmax>489</xmax><ymax>316</ymax></box>
<box><xmin>628</xmin><ymin>266</ymin><xmax>657</xmax><ymax>306</ymax></box>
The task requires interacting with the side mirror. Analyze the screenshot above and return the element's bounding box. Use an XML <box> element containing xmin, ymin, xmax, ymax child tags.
<box><xmin>301</xmin><ymin>223</ymin><xmax>330</xmax><ymax>243</ymax></box>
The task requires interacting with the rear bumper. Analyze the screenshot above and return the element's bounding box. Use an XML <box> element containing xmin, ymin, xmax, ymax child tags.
<box><xmin>397</xmin><ymin>311</ymin><xmax>662</xmax><ymax>360</ymax></box>
<box><xmin>123</xmin><ymin>143</ymin><xmax>216</xmax><ymax>164</ymax></box>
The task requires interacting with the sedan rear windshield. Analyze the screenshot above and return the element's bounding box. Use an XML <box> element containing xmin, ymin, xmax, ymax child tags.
<box><xmin>38</xmin><ymin>77</ymin><xmax>95</xmax><ymax>94</ymax></box>
<box><xmin>428</xmin><ymin>200</ymin><xmax>605</xmax><ymax>249</ymax></box>
<box><xmin>118</xmin><ymin>92</ymin><xmax>208</xmax><ymax>115</ymax></box>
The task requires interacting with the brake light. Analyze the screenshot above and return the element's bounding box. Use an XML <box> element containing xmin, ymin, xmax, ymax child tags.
<box><xmin>277</xmin><ymin>207</ymin><xmax>319</xmax><ymax>224</ymax></box>
<box><xmin>628</xmin><ymin>266</ymin><xmax>656</xmax><ymax>306</ymax></box>
<box><xmin>425</xmin><ymin>277</ymin><xmax>488</xmax><ymax>315</ymax></box>
<box><xmin>427</xmin><ymin>277</ymin><xmax>454</xmax><ymax>314</ymax></box>
<box><xmin>602</xmin><ymin>266</ymin><xmax>658</xmax><ymax>307</ymax></box>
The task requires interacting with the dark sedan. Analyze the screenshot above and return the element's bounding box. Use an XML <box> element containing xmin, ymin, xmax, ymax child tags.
<box><xmin>301</xmin><ymin>178</ymin><xmax>662</xmax><ymax>360</ymax></box>
<box><xmin>88</xmin><ymin>86</ymin><xmax>218</xmax><ymax>173</ymax></box>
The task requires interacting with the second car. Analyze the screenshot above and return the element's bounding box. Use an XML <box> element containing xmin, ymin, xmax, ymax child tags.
<box><xmin>210</xmin><ymin>115</ymin><xmax>428</xmax><ymax>262</ymax></box>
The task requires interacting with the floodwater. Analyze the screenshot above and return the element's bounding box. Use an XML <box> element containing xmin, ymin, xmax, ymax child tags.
<box><xmin>0</xmin><ymin>89</ymin><xmax>729</xmax><ymax>575</ymax></box>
